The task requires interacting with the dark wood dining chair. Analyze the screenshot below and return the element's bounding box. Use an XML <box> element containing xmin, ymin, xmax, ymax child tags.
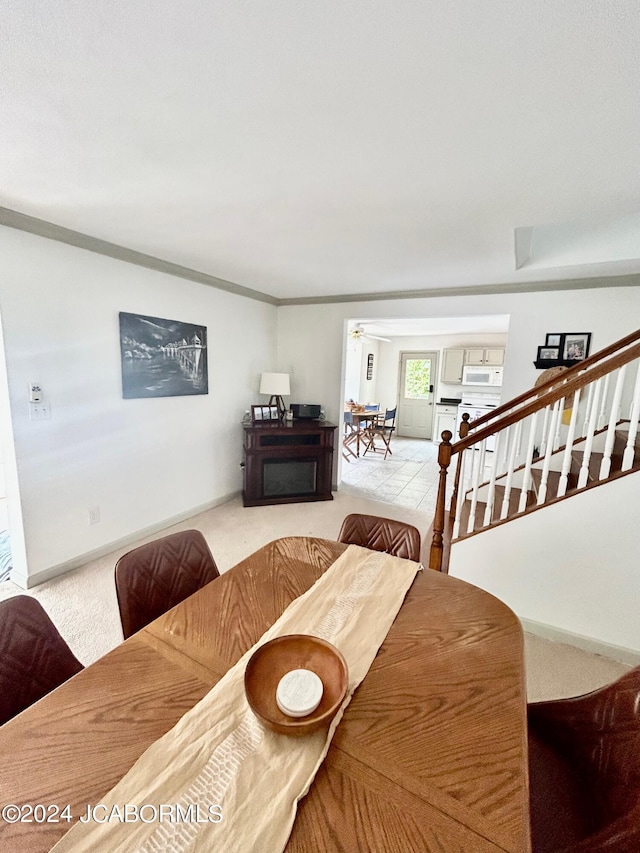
<box><xmin>115</xmin><ymin>529</ymin><xmax>220</xmax><ymax>639</ymax></box>
<box><xmin>337</xmin><ymin>513</ymin><xmax>421</xmax><ymax>561</ymax></box>
<box><xmin>362</xmin><ymin>407</ymin><xmax>396</xmax><ymax>459</ymax></box>
<box><xmin>0</xmin><ymin>595</ymin><xmax>83</xmax><ymax>726</ymax></box>
<box><xmin>527</xmin><ymin>664</ymin><xmax>640</xmax><ymax>853</ymax></box>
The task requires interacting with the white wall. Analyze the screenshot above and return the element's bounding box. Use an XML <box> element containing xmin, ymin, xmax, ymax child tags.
<box><xmin>448</xmin><ymin>473</ymin><xmax>640</xmax><ymax>655</ymax></box>
<box><xmin>343</xmin><ymin>336</ymin><xmax>380</xmax><ymax>405</ymax></box>
<box><xmin>277</xmin><ymin>285</ymin><xmax>640</xmax><ymax>450</ymax></box>
<box><xmin>0</xmin><ymin>228</ymin><xmax>276</xmax><ymax>585</ymax></box>
<box><xmin>359</xmin><ymin>338</ymin><xmax>380</xmax><ymax>406</ymax></box>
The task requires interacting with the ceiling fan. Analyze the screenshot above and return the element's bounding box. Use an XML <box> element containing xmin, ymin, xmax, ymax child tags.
<box><xmin>348</xmin><ymin>324</ymin><xmax>391</xmax><ymax>343</ymax></box>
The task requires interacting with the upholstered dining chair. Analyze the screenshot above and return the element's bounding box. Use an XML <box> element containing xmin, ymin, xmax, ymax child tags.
<box><xmin>527</xmin><ymin>664</ymin><xmax>640</xmax><ymax>853</ymax></box>
<box><xmin>362</xmin><ymin>407</ymin><xmax>396</xmax><ymax>459</ymax></box>
<box><xmin>0</xmin><ymin>595</ymin><xmax>84</xmax><ymax>726</ymax></box>
<box><xmin>115</xmin><ymin>529</ymin><xmax>220</xmax><ymax>639</ymax></box>
<box><xmin>337</xmin><ymin>513</ymin><xmax>421</xmax><ymax>562</ymax></box>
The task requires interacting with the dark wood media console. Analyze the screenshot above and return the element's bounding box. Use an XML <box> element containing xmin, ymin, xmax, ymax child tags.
<box><xmin>242</xmin><ymin>420</ymin><xmax>337</xmax><ymax>507</ymax></box>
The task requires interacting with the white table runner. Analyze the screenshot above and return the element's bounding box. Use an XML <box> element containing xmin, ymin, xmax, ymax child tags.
<box><xmin>51</xmin><ymin>545</ymin><xmax>420</xmax><ymax>853</ymax></box>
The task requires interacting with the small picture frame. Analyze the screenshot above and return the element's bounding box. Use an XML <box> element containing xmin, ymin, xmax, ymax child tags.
<box><xmin>538</xmin><ymin>346</ymin><xmax>560</xmax><ymax>361</ymax></box>
<box><xmin>562</xmin><ymin>333</ymin><xmax>591</xmax><ymax>362</ymax></box>
<box><xmin>366</xmin><ymin>353</ymin><xmax>374</xmax><ymax>380</ymax></box>
<box><xmin>545</xmin><ymin>333</ymin><xmax>562</xmax><ymax>347</ymax></box>
<box><xmin>251</xmin><ymin>404</ymin><xmax>280</xmax><ymax>422</ymax></box>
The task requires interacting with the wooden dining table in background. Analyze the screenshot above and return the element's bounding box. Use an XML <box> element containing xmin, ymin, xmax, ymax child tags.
<box><xmin>0</xmin><ymin>537</ymin><xmax>530</xmax><ymax>852</ymax></box>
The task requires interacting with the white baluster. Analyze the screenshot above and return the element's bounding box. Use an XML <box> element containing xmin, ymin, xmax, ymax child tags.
<box><xmin>582</xmin><ymin>382</ymin><xmax>595</xmax><ymax>437</ymax></box>
<box><xmin>622</xmin><ymin>362</ymin><xmax>640</xmax><ymax>471</ymax></box>
<box><xmin>500</xmin><ymin>423</ymin><xmax>519</xmax><ymax>519</ymax></box>
<box><xmin>578</xmin><ymin>378</ymin><xmax>603</xmax><ymax>489</ymax></box>
<box><xmin>539</xmin><ymin>405</ymin><xmax>550</xmax><ymax>456</ymax></box>
<box><xmin>501</xmin><ymin>425</ymin><xmax>510</xmax><ymax>470</ymax></box>
<box><xmin>483</xmin><ymin>432</ymin><xmax>501</xmax><ymax>527</ymax></box>
<box><xmin>599</xmin><ymin>366</ymin><xmax>627</xmax><ymax>479</ymax></box>
<box><xmin>452</xmin><ymin>448</ymin><xmax>470</xmax><ymax>539</ymax></box>
<box><xmin>466</xmin><ymin>443</ymin><xmax>483</xmax><ymax>535</ymax></box>
<box><xmin>553</xmin><ymin>398</ymin><xmax>564</xmax><ymax>450</ymax></box>
<box><xmin>597</xmin><ymin>374</ymin><xmax>611</xmax><ymax>430</ymax></box>
<box><xmin>537</xmin><ymin>400</ymin><xmax>560</xmax><ymax>505</ymax></box>
<box><xmin>518</xmin><ymin>411</ymin><xmax>539</xmax><ymax>512</ymax></box>
<box><xmin>515</xmin><ymin>417</ymin><xmax>524</xmax><ymax>464</ymax></box>
<box><xmin>557</xmin><ymin>389</ymin><xmax>581</xmax><ymax>497</ymax></box>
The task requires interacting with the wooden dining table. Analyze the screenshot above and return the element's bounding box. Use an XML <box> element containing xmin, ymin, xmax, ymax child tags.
<box><xmin>0</xmin><ymin>537</ymin><xmax>530</xmax><ymax>852</ymax></box>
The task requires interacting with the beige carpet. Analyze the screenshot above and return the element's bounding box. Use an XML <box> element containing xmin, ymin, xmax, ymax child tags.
<box><xmin>0</xmin><ymin>488</ymin><xmax>631</xmax><ymax>702</ymax></box>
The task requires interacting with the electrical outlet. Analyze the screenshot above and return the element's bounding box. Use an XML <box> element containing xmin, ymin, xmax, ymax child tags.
<box><xmin>29</xmin><ymin>402</ymin><xmax>51</xmax><ymax>420</ymax></box>
<box><xmin>88</xmin><ymin>506</ymin><xmax>100</xmax><ymax>525</ymax></box>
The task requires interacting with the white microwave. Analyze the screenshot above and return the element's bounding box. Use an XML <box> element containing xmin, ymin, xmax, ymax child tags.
<box><xmin>462</xmin><ymin>365</ymin><xmax>503</xmax><ymax>387</ymax></box>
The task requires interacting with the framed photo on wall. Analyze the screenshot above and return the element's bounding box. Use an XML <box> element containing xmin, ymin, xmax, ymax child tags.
<box><xmin>366</xmin><ymin>353</ymin><xmax>374</xmax><ymax>380</ymax></box>
<box><xmin>562</xmin><ymin>333</ymin><xmax>591</xmax><ymax>361</ymax></box>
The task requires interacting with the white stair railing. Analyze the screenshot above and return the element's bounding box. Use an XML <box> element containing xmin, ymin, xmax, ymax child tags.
<box><xmin>557</xmin><ymin>389</ymin><xmax>581</xmax><ymax>497</ymax></box>
<box><xmin>430</xmin><ymin>330</ymin><xmax>640</xmax><ymax>571</ymax></box>
<box><xmin>500</xmin><ymin>422</ymin><xmax>520</xmax><ymax>519</ymax></box>
<box><xmin>455</xmin><ymin>360</ymin><xmax>638</xmax><ymax>531</ymax></box>
<box><xmin>482</xmin><ymin>432</ymin><xmax>501</xmax><ymax>526</ymax></box>
<box><xmin>623</xmin><ymin>362</ymin><xmax>640</xmax><ymax>471</ymax></box>
<box><xmin>599</xmin><ymin>366</ymin><xmax>626</xmax><ymax>479</ymax></box>
<box><xmin>536</xmin><ymin>400</ymin><xmax>561</xmax><ymax>504</ymax></box>
<box><xmin>577</xmin><ymin>378</ymin><xmax>603</xmax><ymax>489</ymax></box>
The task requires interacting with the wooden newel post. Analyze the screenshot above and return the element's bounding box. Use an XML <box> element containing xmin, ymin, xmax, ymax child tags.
<box><xmin>429</xmin><ymin>430</ymin><xmax>453</xmax><ymax>572</ymax></box>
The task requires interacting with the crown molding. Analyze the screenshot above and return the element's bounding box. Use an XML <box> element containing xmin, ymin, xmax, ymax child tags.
<box><xmin>0</xmin><ymin>207</ymin><xmax>278</xmax><ymax>306</ymax></box>
<box><xmin>277</xmin><ymin>273</ymin><xmax>640</xmax><ymax>305</ymax></box>
<box><xmin>2</xmin><ymin>206</ymin><xmax>640</xmax><ymax>307</ymax></box>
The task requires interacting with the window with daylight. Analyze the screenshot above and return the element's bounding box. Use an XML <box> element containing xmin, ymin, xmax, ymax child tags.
<box><xmin>403</xmin><ymin>359</ymin><xmax>431</xmax><ymax>399</ymax></box>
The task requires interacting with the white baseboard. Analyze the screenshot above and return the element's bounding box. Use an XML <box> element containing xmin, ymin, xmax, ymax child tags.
<box><xmin>16</xmin><ymin>492</ymin><xmax>240</xmax><ymax>589</ymax></box>
<box><xmin>521</xmin><ymin>617</ymin><xmax>640</xmax><ymax>665</ymax></box>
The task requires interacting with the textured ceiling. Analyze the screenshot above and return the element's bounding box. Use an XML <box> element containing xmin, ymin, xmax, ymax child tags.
<box><xmin>2</xmin><ymin>1</ymin><xmax>639</xmax><ymax>301</ymax></box>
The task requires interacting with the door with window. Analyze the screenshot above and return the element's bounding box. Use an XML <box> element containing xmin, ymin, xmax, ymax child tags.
<box><xmin>397</xmin><ymin>352</ymin><xmax>437</xmax><ymax>439</ymax></box>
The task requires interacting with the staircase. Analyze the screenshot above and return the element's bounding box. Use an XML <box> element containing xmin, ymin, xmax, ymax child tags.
<box><xmin>428</xmin><ymin>329</ymin><xmax>640</xmax><ymax>572</ymax></box>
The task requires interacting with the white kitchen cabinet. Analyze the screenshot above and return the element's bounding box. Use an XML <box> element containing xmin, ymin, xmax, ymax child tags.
<box><xmin>434</xmin><ymin>405</ymin><xmax>458</xmax><ymax>443</ymax></box>
<box><xmin>463</xmin><ymin>348</ymin><xmax>485</xmax><ymax>366</ymax></box>
<box><xmin>464</xmin><ymin>347</ymin><xmax>504</xmax><ymax>366</ymax></box>
<box><xmin>484</xmin><ymin>348</ymin><xmax>505</xmax><ymax>366</ymax></box>
<box><xmin>441</xmin><ymin>349</ymin><xmax>465</xmax><ymax>383</ymax></box>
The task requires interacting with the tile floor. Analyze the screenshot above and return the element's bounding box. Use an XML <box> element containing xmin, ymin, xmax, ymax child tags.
<box><xmin>339</xmin><ymin>435</ymin><xmax>452</xmax><ymax>514</ymax></box>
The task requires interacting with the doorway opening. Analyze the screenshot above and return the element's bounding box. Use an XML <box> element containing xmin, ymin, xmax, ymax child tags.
<box><xmin>338</xmin><ymin>314</ymin><xmax>510</xmax><ymax>508</ymax></box>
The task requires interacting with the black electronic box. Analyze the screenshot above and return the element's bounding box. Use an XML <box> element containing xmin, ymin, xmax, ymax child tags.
<box><xmin>290</xmin><ymin>403</ymin><xmax>321</xmax><ymax>419</ymax></box>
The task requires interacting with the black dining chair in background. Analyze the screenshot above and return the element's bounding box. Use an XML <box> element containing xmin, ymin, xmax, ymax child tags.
<box><xmin>342</xmin><ymin>411</ymin><xmax>358</xmax><ymax>462</ymax></box>
<box><xmin>115</xmin><ymin>529</ymin><xmax>220</xmax><ymax>639</ymax></box>
<box><xmin>0</xmin><ymin>595</ymin><xmax>84</xmax><ymax>726</ymax></box>
<box><xmin>527</xmin><ymin>664</ymin><xmax>640</xmax><ymax>853</ymax></box>
<box><xmin>362</xmin><ymin>407</ymin><xmax>396</xmax><ymax>459</ymax></box>
<box><xmin>337</xmin><ymin>513</ymin><xmax>421</xmax><ymax>562</ymax></box>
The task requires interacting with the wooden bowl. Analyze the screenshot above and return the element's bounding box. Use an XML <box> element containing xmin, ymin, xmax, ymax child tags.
<box><xmin>244</xmin><ymin>634</ymin><xmax>349</xmax><ymax>736</ymax></box>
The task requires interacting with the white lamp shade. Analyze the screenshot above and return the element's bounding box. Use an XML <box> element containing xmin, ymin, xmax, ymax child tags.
<box><xmin>259</xmin><ymin>372</ymin><xmax>290</xmax><ymax>396</ymax></box>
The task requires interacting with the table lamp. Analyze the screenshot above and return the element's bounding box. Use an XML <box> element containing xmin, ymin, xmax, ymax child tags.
<box><xmin>259</xmin><ymin>372</ymin><xmax>290</xmax><ymax>419</ymax></box>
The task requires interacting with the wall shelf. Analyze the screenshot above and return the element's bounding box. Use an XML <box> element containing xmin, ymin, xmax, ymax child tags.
<box><xmin>533</xmin><ymin>359</ymin><xmax>582</xmax><ymax>370</ymax></box>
